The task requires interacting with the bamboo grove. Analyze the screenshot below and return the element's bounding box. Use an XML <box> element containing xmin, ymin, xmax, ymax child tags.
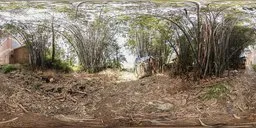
<box><xmin>1</xmin><ymin>1</ymin><xmax>255</xmax><ymax>78</ymax></box>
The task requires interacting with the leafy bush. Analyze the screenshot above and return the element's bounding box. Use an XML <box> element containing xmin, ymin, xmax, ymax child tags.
<box><xmin>34</xmin><ymin>4</ymin><xmax>46</xmax><ymax>9</ymax></box>
<box><xmin>1</xmin><ymin>64</ymin><xmax>17</xmax><ymax>74</ymax></box>
<box><xmin>44</xmin><ymin>58</ymin><xmax>72</xmax><ymax>73</ymax></box>
<box><xmin>71</xmin><ymin>65</ymin><xmax>83</xmax><ymax>72</ymax></box>
<box><xmin>253</xmin><ymin>65</ymin><xmax>256</xmax><ymax>72</ymax></box>
<box><xmin>201</xmin><ymin>83</ymin><xmax>228</xmax><ymax>100</ymax></box>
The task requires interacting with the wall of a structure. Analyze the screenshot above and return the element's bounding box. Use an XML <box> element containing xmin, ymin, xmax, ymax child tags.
<box><xmin>0</xmin><ymin>37</ymin><xmax>12</xmax><ymax>52</ymax></box>
<box><xmin>0</xmin><ymin>38</ymin><xmax>12</xmax><ymax>65</ymax></box>
<box><xmin>0</xmin><ymin>37</ymin><xmax>28</xmax><ymax>65</ymax></box>
<box><xmin>10</xmin><ymin>46</ymin><xmax>29</xmax><ymax>64</ymax></box>
<box><xmin>252</xmin><ymin>49</ymin><xmax>256</xmax><ymax>65</ymax></box>
<box><xmin>0</xmin><ymin>49</ymin><xmax>12</xmax><ymax>65</ymax></box>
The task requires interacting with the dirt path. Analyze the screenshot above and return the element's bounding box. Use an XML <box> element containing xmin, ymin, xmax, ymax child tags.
<box><xmin>0</xmin><ymin>68</ymin><xmax>256</xmax><ymax>127</ymax></box>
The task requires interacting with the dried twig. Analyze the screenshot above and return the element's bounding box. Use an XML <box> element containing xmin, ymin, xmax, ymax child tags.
<box><xmin>75</xmin><ymin>90</ymin><xmax>87</xmax><ymax>95</ymax></box>
<box><xmin>198</xmin><ymin>118</ymin><xmax>209</xmax><ymax>127</ymax></box>
<box><xmin>4</xmin><ymin>100</ymin><xmax>17</xmax><ymax>108</ymax></box>
<box><xmin>196</xmin><ymin>105</ymin><xmax>202</xmax><ymax>113</ymax></box>
<box><xmin>18</xmin><ymin>104</ymin><xmax>28</xmax><ymax>113</ymax></box>
<box><xmin>25</xmin><ymin>89</ymin><xmax>31</xmax><ymax>93</ymax></box>
<box><xmin>68</xmin><ymin>96</ymin><xmax>77</xmax><ymax>103</ymax></box>
<box><xmin>0</xmin><ymin>117</ymin><xmax>18</xmax><ymax>124</ymax></box>
<box><xmin>233</xmin><ymin>114</ymin><xmax>241</xmax><ymax>119</ymax></box>
<box><xmin>238</xmin><ymin>106</ymin><xmax>244</xmax><ymax>112</ymax></box>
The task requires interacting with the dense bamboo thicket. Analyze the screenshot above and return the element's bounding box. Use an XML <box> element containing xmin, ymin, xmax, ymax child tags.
<box><xmin>164</xmin><ymin>3</ymin><xmax>256</xmax><ymax>79</ymax></box>
<box><xmin>67</xmin><ymin>15</ymin><xmax>123</xmax><ymax>73</ymax></box>
<box><xmin>1</xmin><ymin>1</ymin><xmax>255</xmax><ymax>77</ymax></box>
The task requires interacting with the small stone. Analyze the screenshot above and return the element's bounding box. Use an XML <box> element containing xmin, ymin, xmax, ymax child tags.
<box><xmin>156</xmin><ymin>103</ymin><xmax>174</xmax><ymax>111</ymax></box>
<box><xmin>181</xmin><ymin>99</ymin><xmax>187</xmax><ymax>106</ymax></box>
<box><xmin>134</xmin><ymin>92</ymin><xmax>140</xmax><ymax>95</ymax></box>
<box><xmin>49</xmin><ymin>78</ymin><xmax>54</xmax><ymax>83</ymax></box>
<box><xmin>148</xmin><ymin>102</ymin><xmax>153</xmax><ymax>105</ymax></box>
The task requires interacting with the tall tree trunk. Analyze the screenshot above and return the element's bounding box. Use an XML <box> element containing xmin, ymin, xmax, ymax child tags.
<box><xmin>51</xmin><ymin>18</ymin><xmax>56</xmax><ymax>63</ymax></box>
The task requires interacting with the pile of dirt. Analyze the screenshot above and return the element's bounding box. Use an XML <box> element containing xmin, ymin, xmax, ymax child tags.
<box><xmin>0</xmin><ymin>68</ymin><xmax>256</xmax><ymax>127</ymax></box>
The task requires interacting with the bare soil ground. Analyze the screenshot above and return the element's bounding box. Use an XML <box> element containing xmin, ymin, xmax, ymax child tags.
<box><xmin>0</xmin><ymin>67</ymin><xmax>256</xmax><ymax>127</ymax></box>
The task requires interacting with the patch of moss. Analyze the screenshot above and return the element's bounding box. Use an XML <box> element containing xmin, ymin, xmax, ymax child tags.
<box><xmin>53</xmin><ymin>0</ymin><xmax>71</xmax><ymax>4</ymax></box>
<box><xmin>54</xmin><ymin>6</ymin><xmax>76</xmax><ymax>19</ymax></box>
<box><xmin>253</xmin><ymin>64</ymin><xmax>256</xmax><ymax>72</ymax></box>
<box><xmin>201</xmin><ymin>83</ymin><xmax>229</xmax><ymax>100</ymax></box>
<box><xmin>0</xmin><ymin>5</ymin><xmax>4</xmax><ymax>10</ymax></box>
<box><xmin>44</xmin><ymin>58</ymin><xmax>73</xmax><ymax>73</ymax></box>
<box><xmin>1</xmin><ymin>64</ymin><xmax>17</xmax><ymax>74</ymax></box>
<box><xmin>34</xmin><ymin>4</ymin><xmax>46</xmax><ymax>9</ymax></box>
<box><xmin>71</xmin><ymin>65</ymin><xmax>82</xmax><ymax>72</ymax></box>
<box><xmin>0</xmin><ymin>2</ymin><xmax>32</xmax><ymax>10</ymax></box>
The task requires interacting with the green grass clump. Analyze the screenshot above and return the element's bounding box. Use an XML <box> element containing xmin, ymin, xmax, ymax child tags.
<box><xmin>1</xmin><ymin>64</ymin><xmax>17</xmax><ymax>74</ymax></box>
<box><xmin>253</xmin><ymin>64</ymin><xmax>256</xmax><ymax>72</ymax></box>
<box><xmin>54</xmin><ymin>5</ymin><xmax>77</xmax><ymax>19</ymax></box>
<box><xmin>34</xmin><ymin>4</ymin><xmax>46</xmax><ymax>9</ymax></box>
<box><xmin>70</xmin><ymin>65</ymin><xmax>82</xmax><ymax>72</ymax></box>
<box><xmin>52</xmin><ymin>60</ymin><xmax>72</xmax><ymax>73</ymax></box>
<box><xmin>201</xmin><ymin>83</ymin><xmax>229</xmax><ymax>100</ymax></box>
<box><xmin>45</xmin><ymin>58</ymin><xmax>73</xmax><ymax>73</ymax></box>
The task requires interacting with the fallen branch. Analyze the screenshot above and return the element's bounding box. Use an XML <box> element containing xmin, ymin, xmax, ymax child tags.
<box><xmin>196</xmin><ymin>105</ymin><xmax>202</xmax><ymax>113</ymax></box>
<box><xmin>18</xmin><ymin>104</ymin><xmax>28</xmax><ymax>113</ymax></box>
<box><xmin>68</xmin><ymin>96</ymin><xmax>77</xmax><ymax>103</ymax></box>
<box><xmin>198</xmin><ymin>118</ymin><xmax>209</xmax><ymax>127</ymax></box>
<box><xmin>75</xmin><ymin>90</ymin><xmax>87</xmax><ymax>95</ymax></box>
<box><xmin>233</xmin><ymin>114</ymin><xmax>241</xmax><ymax>119</ymax></box>
<box><xmin>0</xmin><ymin>117</ymin><xmax>18</xmax><ymax>124</ymax></box>
<box><xmin>238</xmin><ymin>106</ymin><xmax>244</xmax><ymax>112</ymax></box>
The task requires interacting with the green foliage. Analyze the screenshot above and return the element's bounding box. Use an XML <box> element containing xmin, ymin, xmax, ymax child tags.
<box><xmin>53</xmin><ymin>0</ymin><xmax>71</xmax><ymax>4</ymax></box>
<box><xmin>45</xmin><ymin>58</ymin><xmax>72</xmax><ymax>73</ymax></box>
<box><xmin>71</xmin><ymin>65</ymin><xmax>83</xmax><ymax>72</ymax></box>
<box><xmin>34</xmin><ymin>4</ymin><xmax>46</xmax><ymax>9</ymax></box>
<box><xmin>169</xmin><ymin>5</ymin><xmax>255</xmax><ymax>78</ymax></box>
<box><xmin>201</xmin><ymin>83</ymin><xmax>229</xmax><ymax>100</ymax></box>
<box><xmin>229</xmin><ymin>25</ymin><xmax>256</xmax><ymax>69</ymax></box>
<box><xmin>1</xmin><ymin>64</ymin><xmax>17</xmax><ymax>74</ymax></box>
<box><xmin>108</xmin><ymin>61</ymin><xmax>123</xmax><ymax>69</ymax></box>
<box><xmin>6</xmin><ymin>2</ymin><xmax>22</xmax><ymax>10</ymax></box>
<box><xmin>130</xmin><ymin>15</ymin><xmax>166</xmax><ymax>31</ymax></box>
<box><xmin>0</xmin><ymin>2</ymin><xmax>28</xmax><ymax>10</ymax></box>
<box><xmin>117</xmin><ymin>15</ymin><xmax>131</xmax><ymax>22</ymax></box>
<box><xmin>0</xmin><ymin>2</ymin><xmax>46</xmax><ymax>10</ymax></box>
<box><xmin>53</xmin><ymin>60</ymin><xmax>72</xmax><ymax>73</ymax></box>
<box><xmin>230</xmin><ymin>26</ymin><xmax>255</xmax><ymax>47</ymax></box>
<box><xmin>126</xmin><ymin>15</ymin><xmax>172</xmax><ymax>71</ymax></box>
<box><xmin>54</xmin><ymin>6</ymin><xmax>76</xmax><ymax>19</ymax></box>
<box><xmin>253</xmin><ymin>65</ymin><xmax>256</xmax><ymax>72</ymax></box>
<box><xmin>152</xmin><ymin>0</ymin><xmax>185</xmax><ymax>3</ymax></box>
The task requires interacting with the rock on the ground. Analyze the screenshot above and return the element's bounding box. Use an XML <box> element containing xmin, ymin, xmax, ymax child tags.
<box><xmin>156</xmin><ymin>103</ymin><xmax>174</xmax><ymax>111</ymax></box>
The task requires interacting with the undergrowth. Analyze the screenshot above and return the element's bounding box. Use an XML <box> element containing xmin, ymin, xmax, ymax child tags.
<box><xmin>45</xmin><ymin>58</ymin><xmax>72</xmax><ymax>73</ymax></box>
<box><xmin>0</xmin><ymin>64</ymin><xmax>17</xmax><ymax>74</ymax></box>
<box><xmin>201</xmin><ymin>83</ymin><xmax>229</xmax><ymax>100</ymax></box>
<box><xmin>253</xmin><ymin>64</ymin><xmax>256</xmax><ymax>72</ymax></box>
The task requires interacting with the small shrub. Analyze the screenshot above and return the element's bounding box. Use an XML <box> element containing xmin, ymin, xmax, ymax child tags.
<box><xmin>45</xmin><ymin>58</ymin><xmax>72</xmax><ymax>73</ymax></box>
<box><xmin>71</xmin><ymin>65</ymin><xmax>82</xmax><ymax>72</ymax></box>
<box><xmin>201</xmin><ymin>83</ymin><xmax>228</xmax><ymax>100</ymax></box>
<box><xmin>53</xmin><ymin>60</ymin><xmax>72</xmax><ymax>73</ymax></box>
<box><xmin>253</xmin><ymin>64</ymin><xmax>256</xmax><ymax>72</ymax></box>
<box><xmin>34</xmin><ymin>4</ymin><xmax>46</xmax><ymax>9</ymax></box>
<box><xmin>1</xmin><ymin>64</ymin><xmax>17</xmax><ymax>74</ymax></box>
